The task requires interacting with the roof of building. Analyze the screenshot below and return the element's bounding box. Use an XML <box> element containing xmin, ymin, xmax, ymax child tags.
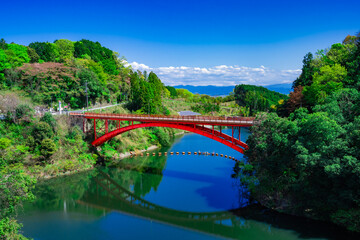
<box><xmin>177</xmin><ymin>111</ymin><xmax>201</xmax><ymax>116</ymax></box>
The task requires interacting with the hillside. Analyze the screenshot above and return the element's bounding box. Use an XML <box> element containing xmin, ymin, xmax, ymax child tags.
<box><xmin>234</xmin><ymin>84</ymin><xmax>287</xmax><ymax>114</ymax></box>
<box><xmin>0</xmin><ymin>39</ymin><xmax>131</xmax><ymax>109</ymax></box>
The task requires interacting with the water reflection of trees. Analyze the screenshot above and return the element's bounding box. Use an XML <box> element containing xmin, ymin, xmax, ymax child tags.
<box><xmin>23</xmin><ymin>154</ymin><xmax>167</xmax><ymax>214</ymax></box>
<box><xmin>106</xmin><ymin>154</ymin><xmax>168</xmax><ymax>197</ymax></box>
<box><xmin>23</xmin><ymin>170</ymin><xmax>104</xmax><ymax>217</ymax></box>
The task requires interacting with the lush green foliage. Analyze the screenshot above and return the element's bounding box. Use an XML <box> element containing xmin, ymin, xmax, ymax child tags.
<box><xmin>0</xmin><ymin>93</ymin><xmax>99</xmax><ymax>238</ymax></box>
<box><xmin>234</xmin><ymin>84</ymin><xmax>287</xmax><ymax>115</ymax></box>
<box><xmin>165</xmin><ymin>86</ymin><xmax>178</xmax><ymax>98</ymax></box>
<box><xmin>191</xmin><ymin>102</ymin><xmax>220</xmax><ymax>113</ymax></box>
<box><xmin>0</xmin><ymin>38</ymin><xmax>132</xmax><ymax>109</ymax></box>
<box><xmin>128</xmin><ymin>72</ymin><xmax>169</xmax><ymax>114</ymax></box>
<box><xmin>0</xmin><ymin>164</ymin><xmax>35</xmax><ymax>240</ymax></box>
<box><xmin>74</xmin><ymin>39</ymin><xmax>119</xmax><ymax>75</ymax></box>
<box><xmin>28</xmin><ymin>42</ymin><xmax>59</xmax><ymax>62</ymax></box>
<box><xmin>0</xmin><ymin>42</ymin><xmax>32</xmax><ymax>81</ymax></box>
<box><xmin>292</xmin><ymin>53</ymin><xmax>315</xmax><ymax>88</ymax></box>
<box><xmin>245</xmin><ymin>33</ymin><xmax>360</xmax><ymax>232</ymax></box>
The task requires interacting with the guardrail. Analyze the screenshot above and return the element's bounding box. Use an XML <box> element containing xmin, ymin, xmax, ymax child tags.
<box><xmin>70</xmin><ymin>112</ymin><xmax>256</xmax><ymax>125</ymax></box>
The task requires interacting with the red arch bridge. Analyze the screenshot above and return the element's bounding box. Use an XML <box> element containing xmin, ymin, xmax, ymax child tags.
<box><xmin>70</xmin><ymin>113</ymin><xmax>255</xmax><ymax>154</ymax></box>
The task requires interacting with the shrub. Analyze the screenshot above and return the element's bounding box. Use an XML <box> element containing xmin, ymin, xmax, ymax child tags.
<box><xmin>15</xmin><ymin>104</ymin><xmax>33</xmax><ymax>122</ymax></box>
<box><xmin>0</xmin><ymin>138</ymin><xmax>11</xmax><ymax>150</ymax></box>
<box><xmin>32</xmin><ymin>122</ymin><xmax>53</xmax><ymax>143</ymax></box>
<box><xmin>40</xmin><ymin>139</ymin><xmax>56</xmax><ymax>158</ymax></box>
<box><xmin>40</xmin><ymin>112</ymin><xmax>57</xmax><ymax>132</ymax></box>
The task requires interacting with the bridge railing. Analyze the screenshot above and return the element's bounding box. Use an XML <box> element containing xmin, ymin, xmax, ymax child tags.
<box><xmin>70</xmin><ymin>112</ymin><xmax>256</xmax><ymax>125</ymax></box>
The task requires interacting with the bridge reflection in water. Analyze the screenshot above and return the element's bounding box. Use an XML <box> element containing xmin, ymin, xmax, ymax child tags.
<box><xmin>78</xmin><ymin>170</ymin><xmax>243</xmax><ymax>239</ymax></box>
<box><xmin>75</xmin><ymin>170</ymin><xmax>352</xmax><ymax>240</ymax></box>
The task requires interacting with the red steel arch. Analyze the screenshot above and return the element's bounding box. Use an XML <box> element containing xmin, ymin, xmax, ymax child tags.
<box><xmin>92</xmin><ymin>122</ymin><xmax>248</xmax><ymax>153</ymax></box>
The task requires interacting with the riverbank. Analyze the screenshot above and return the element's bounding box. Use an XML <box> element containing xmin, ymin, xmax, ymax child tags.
<box><xmin>112</xmin><ymin>145</ymin><xmax>159</xmax><ymax>160</ymax></box>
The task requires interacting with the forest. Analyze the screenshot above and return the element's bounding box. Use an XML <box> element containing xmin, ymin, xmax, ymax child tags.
<box><xmin>241</xmin><ymin>33</ymin><xmax>360</xmax><ymax>232</ymax></box>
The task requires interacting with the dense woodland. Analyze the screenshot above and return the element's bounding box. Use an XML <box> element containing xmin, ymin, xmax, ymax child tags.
<box><xmin>242</xmin><ymin>33</ymin><xmax>360</xmax><ymax>232</ymax></box>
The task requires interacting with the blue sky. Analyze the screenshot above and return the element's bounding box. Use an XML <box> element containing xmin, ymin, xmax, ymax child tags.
<box><xmin>1</xmin><ymin>0</ymin><xmax>359</xmax><ymax>86</ymax></box>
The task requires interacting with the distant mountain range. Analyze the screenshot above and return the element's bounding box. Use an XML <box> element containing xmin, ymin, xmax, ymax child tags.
<box><xmin>173</xmin><ymin>83</ymin><xmax>292</xmax><ymax>96</ymax></box>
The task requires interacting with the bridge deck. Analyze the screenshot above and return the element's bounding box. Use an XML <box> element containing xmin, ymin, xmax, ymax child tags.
<box><xmin>70</xmin><ymin>112</ymin><xmax>255</xmax><ymax>126</ymax></box>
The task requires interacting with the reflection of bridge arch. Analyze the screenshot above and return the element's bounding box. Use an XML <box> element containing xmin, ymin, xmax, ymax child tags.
<box><xmin>95</xmin><ymin>171</ymin><xmax>236</xmax><ymax>221</ymax></box>
<box><xmin>78</xmin><ymin>171</ymin><xmax>244</xmax><ymax>239</ymax></box>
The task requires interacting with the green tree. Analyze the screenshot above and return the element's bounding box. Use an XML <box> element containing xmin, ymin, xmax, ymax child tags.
<box><xmin>147</xmin><ymin>72</ymin><xmax>164</xmax><ymax>113</ymax></box>
<box><xmin>176</xmin><ymin>88</ymin><xmax>193</xmax><ymax>99</ymax></box>
<box><xmin>165</xmin><ymin>86</ymin><xmax>177</xmax><ymax>98</ymax></box>
<box><xmin>0</xmin><ymin>38</ymin><xmax>7</xmax><ymax>50</ymax></box>
<box><xmin>0</xmin><ymin>138</ymin><xmax>11</xmax><ymax>150</ymax></box>
<box><xmin>40</xmin><ymin>139</ymin><xmax>56</xmax><ymax>158</ymax></box>
<box><xmin>129</xmin><ymin>72</ymin><xmax>142</xmax><ymax>111</ymax></box>
<box><xmin>15</xmin><ymin>104</ymin><xmax>33</xmax><ymax>122</ymax></box>
<box><xmin>28</xmin><ymin>42</ymin><xmax>59</xmax><ymax>62</ymax></box>
<box><xmin>26</xmin><ymin>47</ymin><xmax>40</xmax><ymax>63</ymax></box>
<box><xmin>54</xmin><ymin>39</ymin><xmax>74</xmax><ymax>63</ymax></box>
<box><xmin>74</xmin><ymin>39</ymin><xmax>118</xmax><ymax>75</ymax></box>
<box><xmin>303</xmin><ymin>64</ymin><xmax>347</xmax><ymax>105</ymax></box>
<box><xmin>5</xmin><ymin>44</ymin><xmax>30</xmax><ymax>67</ymax></box>
<box><xmin>234</xmin><ymin>84</ymin><xmax>286</xmax><ymax>115</ymax></box>
<box><xmin>292</xmin><ymin>52</ymin><xmax>315</xmax><ymax>88</ymax></box>
<box><xmin>32</xmin><ymin>122</ymin><xmax>53</xmax><ymax>144</ymax></box>
<box><xmin>0</xmin><ymin>165</ymin><xmax>35</xmax><ymax>239</ymax></box>
<box><xmin>0</xmin><ymin>49</ymin><xmax>11</xmax><ymax>76</ymax></box>
<box><xmin>313</xmin><ymin>88</ymin><xmax>360</xmax><ymax>124</ymax></box>
<box><xmin>40</xmin><ymin>112</ymin><xmax>57</xmax><ymax>132</ymax></box>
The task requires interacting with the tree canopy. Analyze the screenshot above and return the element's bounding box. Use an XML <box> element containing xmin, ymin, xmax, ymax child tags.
<box><xmin>245</xmin><ymin>33</ymin><xmax>360</xmax><ymax>232</ymax></box>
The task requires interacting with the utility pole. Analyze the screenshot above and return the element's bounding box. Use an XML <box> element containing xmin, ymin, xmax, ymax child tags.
<box><xmin>85</xmin><ymin>80</ymin><xmax>89</xmax><ymax>112</ymax></box>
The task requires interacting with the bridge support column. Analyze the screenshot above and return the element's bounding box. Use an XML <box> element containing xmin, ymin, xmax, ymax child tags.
<box><xmin>212</xmin><ymin>125</ymin><xmax>214</xmax><ymax>135</ymax></box>
<box><xmin>118</xmin><ymin>120</ymin><xmax>120</xmax><ymax>129</ymax></box>
<box><xmin>220</xmin><ymin>126</ymin><xmax>222</xmax><ymax>134</ymax></box>
<box><xmin>232</xmin><ymin>126</ymin><xmax>234</xmax><ymax>143</ymax></box>
<box><xmin>105</xmin><ymin>120</ymin><xmax>108</xmax><ymax>134</ymax></box>
<box><xmin>94</xmin><ymin>119</ymin><xmax>97</xmax><ymax>140</ymax></box>
<box><xmin>83</xmin><ymin>118</ymin><xmax>85</xmax><ymax>133</ymax></box>
<box><xmin>239</xmin><ymin>127</ymin><xmax>241</xmax><ymax>141</ymax></box>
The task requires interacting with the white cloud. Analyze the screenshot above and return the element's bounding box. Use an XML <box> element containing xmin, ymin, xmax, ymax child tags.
<box><xmin>125</xmin><ymin>61</ymin><xmax>301</xmax><ymax>86</ymax></box>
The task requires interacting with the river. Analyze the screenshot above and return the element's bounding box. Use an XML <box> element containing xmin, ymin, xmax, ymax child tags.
<box><xmin>19</xmin><ymin>128</ymin><xmax>357</xmax><ymax>239</ymax></box>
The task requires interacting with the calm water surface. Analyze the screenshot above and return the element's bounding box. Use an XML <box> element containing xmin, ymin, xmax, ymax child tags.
<box><xmin>19</xmin><ymin>128</ymin><xmax>357</xmax><ymax>239</ymax></box>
